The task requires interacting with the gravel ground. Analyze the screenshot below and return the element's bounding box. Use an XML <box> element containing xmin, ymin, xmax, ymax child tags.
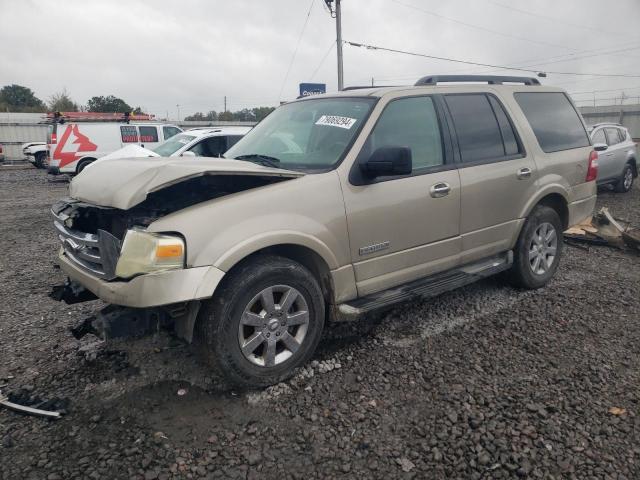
<box><xmin>1</xmin><ymin>168</ymin><xmax>639</xmax><ymax>480</ymax></box>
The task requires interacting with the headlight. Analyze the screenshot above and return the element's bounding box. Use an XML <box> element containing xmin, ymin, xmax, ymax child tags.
<box><xmin>115</xmin><ymin>229</ymin><xmax>185</xmax><ymax>279</ymax></box>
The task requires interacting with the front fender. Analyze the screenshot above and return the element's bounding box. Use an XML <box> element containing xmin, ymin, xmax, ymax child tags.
<box><xmin>213</xmin><ymin>230</ymin><xmax>340</xmax><ymax>272</ymax></box>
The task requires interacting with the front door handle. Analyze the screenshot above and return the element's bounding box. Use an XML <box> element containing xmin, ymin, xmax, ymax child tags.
<box><xmin>604</xmin><ymin>153</ymin><xmax>614</xmax><ymax>157</ymax></box>
<box><xmin>516</xmin><ymin>167</ymin><xmax>532</xmax><ymax>180</ymax></box>
<box><xmin>430</xmin><ymin>182</ymin><xmax>451</xmax><ymax>198</ymax></box>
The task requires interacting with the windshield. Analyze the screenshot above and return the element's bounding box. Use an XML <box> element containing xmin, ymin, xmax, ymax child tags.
<box><xmin>225</xmin><ymin>97</ymin><xmax>376</xmax><ymax>170</ymax></box>
<box><xmin>152</xmin><ymin>134</ymin><xmax>196</xmax><ymax>156</ymax></box>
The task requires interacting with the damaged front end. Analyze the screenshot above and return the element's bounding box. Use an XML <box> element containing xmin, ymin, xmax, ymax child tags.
<box><xmin>50</xmin><ymin>166</ymin><xmax>302</xmax><ymax>342</ymax></box>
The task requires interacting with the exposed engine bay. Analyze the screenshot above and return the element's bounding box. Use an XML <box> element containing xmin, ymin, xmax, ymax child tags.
<box><xmin>53</xmin><ymin>174</ymin><xmax>293</xmax><ymax>240</ymax></box>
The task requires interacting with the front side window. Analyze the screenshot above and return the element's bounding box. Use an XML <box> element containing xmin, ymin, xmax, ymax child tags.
<box><xmin>225</xmin><ymin>97</ymin><xmax>376</xmax><ymax>171</ymax></box>
<box><xmin>514</xmin><ymin>92</ymin><xmax>590</xmax><ymax>153</ymax></box>
<box><xmin>188</xmin><ymin>136</ymin><xmax>225</xmax><ymax>157</ymax></box>
<box><xmin>163</xmin><ymin>126</ymin><xmax>181</xmax><ymax>140</ymax></box>
<box><xmin>445</xmin><ymin>94</ymin><xmax>513</xmax><ymax>163</ymax></box>
<box><xmin>605</xmin><ymin>128</ymin><xmax>622</xmax><ymax>146</ymax></box>
<box><xmin>152</xmin><ymin>134</ymin><xmax>196</xmax><ymax>156</ymax></box>
<box><xmin>360</xmin><ymin>96</ymin><xmax>443</xmax><ymax>171</ymax></box>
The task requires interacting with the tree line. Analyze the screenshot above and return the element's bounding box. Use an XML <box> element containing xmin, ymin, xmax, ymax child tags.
<box><xmin>0</xmin><ymin>84</ymin><xmax>276</xmax><ymax>121</ymax></box>
<box><xmin>0</xmin><ymin>84</ymin><xmax>145</xmax><ymax>114</ymax></box>
<box><xmin>185</xmin><ymin>106</ymin><xmax>275</xmax><ymax>122</ymax></box>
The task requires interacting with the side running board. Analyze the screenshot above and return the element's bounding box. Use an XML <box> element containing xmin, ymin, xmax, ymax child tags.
<box><xmin>336</xmin><ymin>251</ymin><xmax>513</xmax><ymax>321</ymax></box>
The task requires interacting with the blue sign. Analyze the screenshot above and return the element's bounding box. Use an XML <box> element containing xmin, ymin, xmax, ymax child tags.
<box><xmin>299</xmin><ymin>83</ymin><xmax>326</xmax><ymax>97</ymax></box>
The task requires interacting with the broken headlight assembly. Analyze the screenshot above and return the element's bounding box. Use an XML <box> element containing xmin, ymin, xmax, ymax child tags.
<box><xmin>115</xmin><ymin>229</ymin><xmax>185</xmax><ymax>279</ymax></box>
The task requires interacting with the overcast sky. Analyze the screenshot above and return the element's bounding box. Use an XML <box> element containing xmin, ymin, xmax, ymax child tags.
<box><xmin>2</xmin><ymin>0</ymin><xmax>640</xmax><ymax>118</ymax></box>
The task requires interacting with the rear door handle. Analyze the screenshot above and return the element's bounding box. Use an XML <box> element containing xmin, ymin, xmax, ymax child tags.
<box><xmin>430</xmin><ymin>182</ymin><xmax>451</xmax><ymax>198</ymax></box>
<box><xmin>604</xmin><ymin>153</ymin><xmax>614</xmax><ymax>157</ymax></box>
<box><xmin>516</xmin><ymin>167</ymin><xmax>532</xmax><ymax>180</ymax></box>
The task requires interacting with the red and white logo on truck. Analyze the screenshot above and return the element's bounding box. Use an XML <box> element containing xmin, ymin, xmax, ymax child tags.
<box><xmin>52</xmin><ymin>125</ymin><xmax>98</xmax><ymax>168</ymax></box>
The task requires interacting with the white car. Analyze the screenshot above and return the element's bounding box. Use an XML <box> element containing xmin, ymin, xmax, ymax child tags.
<box><xmin>97</xmin><ymin>127</ymin><xmax>252</xmax><ymax>162</ymax></box>
<box><xmin>22</xmin><ymin>142</ymin><xmax>48</xmax><ymax>168</ymax></box>
<box><xmin>589</xmin><ymin>123</ymin><xmax>638</xmax><ymax>193</ymax></box>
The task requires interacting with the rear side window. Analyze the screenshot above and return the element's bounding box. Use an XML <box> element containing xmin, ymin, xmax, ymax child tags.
<box><xmin>514</xmin><ymin>92</ymin><xmax>589</xmax><ymax>152</ymax></box>
<box><xmin>121</xmin><ymin>125</ymin><xmax>139</xmax><ymax>143</ymax></box>
<box><xmin>445</xmin><ymin>94</ymin><xmax>521</xmax><ymax>163</ymax></box>
<box><xmin>592</xmin><ymin>129</ymin><xmax>606</xmax><ymax>144</ymax></box>
<box><xmin>139</xmin><ymin>126</ymin><xmax>159</xmax><ymax>143</ymax></box>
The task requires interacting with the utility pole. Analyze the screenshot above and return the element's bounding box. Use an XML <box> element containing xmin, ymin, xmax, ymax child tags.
<box><xmin>224</xmin><ymin>96</ymin><xmax>227</xmax><ymax>112</ymax></box>
<box><xmin>335</xmin><ymin>0</ymin><xmax>343</xmax><ymax>90</ymax></box>
<box><xmin>325</xmin><ymin>0</ymin><xmax>344</xmax><ymax>91</ymax></box>
<box><xmin>176</xmin><ymin>104</ymin><xmax>180</xmax><ymax>121</ymax></box>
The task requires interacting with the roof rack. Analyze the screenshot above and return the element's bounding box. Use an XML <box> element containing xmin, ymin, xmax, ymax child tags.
<box><xmin>415</xmin><ymin>75</ymin><xmax>541</xmax><ymax>86</ymax></box>
<box><xmin>44</xmin><ymin>111</ymin><xmax>155</xmax><ymax>124</ymax></box>
<box><xmin>341</xmin><ymin>85</ymin><xmax>405</xmax><ymax>91</ymax></box>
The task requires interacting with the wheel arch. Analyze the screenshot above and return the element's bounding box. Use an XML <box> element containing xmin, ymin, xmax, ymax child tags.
<box><xmin>215</xmin><ymin>243</ymin><xmax>335</xmax><ymax>308</ymax></box>
<box><xmin>75</xmin><ymin>156</ymin><xmax>97</xmax><ymax>173</ymax></box>
<box><xmin>520</xmin><ymin>187</ymin><xmax>570</xmax><ymax>231</ymax></box>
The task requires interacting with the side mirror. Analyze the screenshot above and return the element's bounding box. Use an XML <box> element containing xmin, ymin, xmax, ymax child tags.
<box><xmin>181</xmin><ymin>151</ymin><xmax>196</xmax><ymax>157</ymax></box>
<box><xmin>360</xmin><ymin>146</ymin><xmax>412</xmax><ymax>178</ymax></box>
<box><xmin>593</xmin><ymin>143</ymin><xmax>608</xmax><ymax>152</ymax></box>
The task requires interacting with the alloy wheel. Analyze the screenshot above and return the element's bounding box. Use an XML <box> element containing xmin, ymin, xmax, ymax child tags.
<box><xmin>528</xmin><ymin>222</ymin><xmax>557</xmax><ymax>275</ymax></box>
<box><xmin>238</xmin><ymin>285</ymin><xmax>310</xmax><ymax>367</ymax></box>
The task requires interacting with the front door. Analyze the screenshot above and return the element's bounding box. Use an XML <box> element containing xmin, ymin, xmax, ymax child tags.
<box><xmin>340</xmin><ymin>95</ymin><xmax>461</xmax><ymax>297</ymax></box>
<box><xmin>443</xmin><ymin>93</ymin><xmax>538</xmax><ymax>264</ymax></box>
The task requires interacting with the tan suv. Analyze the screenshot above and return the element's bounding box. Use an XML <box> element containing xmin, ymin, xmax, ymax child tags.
<box><xmin>52</xmin><ymin>75</ymin><xmax>597</xmax><ymax>387</ymax></box>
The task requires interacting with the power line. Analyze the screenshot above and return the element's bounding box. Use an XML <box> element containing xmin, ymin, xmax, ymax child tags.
<box><xmin>278</xmin><ymin>0</ymin><xmax>315</xmax><ymax>101</ymax></box>
<box><xmin>358</xmin><ymin>40</ymin><xmax>640</xmax><ymax>83</ymax></box>
<box><xmin>390</xmin><ymin>0</ymin><xmax>576</xmax><ymax>51</ymax></box>
<box><xmin>344</xmin><ymin>40</ymin><xmax>640</xmax><ymax>79</ymax></box>
<box><xmin>310</xmin><ymin>40</ymin><xmax>336</xmax><ymax>80</ymax></box>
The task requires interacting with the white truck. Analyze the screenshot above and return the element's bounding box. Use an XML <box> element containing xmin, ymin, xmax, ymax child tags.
<box><xmin>22</xmin><ymin>142</ymin><xmax>48</xmax><ymax>168</ymax></box>
<box><xmin>46</xmin><ymin>112</ymin><xmax>182</xmax><ymax>175</ymax></box>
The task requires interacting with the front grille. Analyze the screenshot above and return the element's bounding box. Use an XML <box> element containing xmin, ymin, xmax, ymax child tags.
<box><xmin>52</xmin><ymin>205</ymin><xmax>121</xmax><ymax>280</ymax></box>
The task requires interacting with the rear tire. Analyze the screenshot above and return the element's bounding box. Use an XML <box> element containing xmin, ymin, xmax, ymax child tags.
<box><xmin>76</xmin><ymin>159</ymin><xmax>94</xmax><ymax>174</ymax></box>
<box><xmin>507</xmin><ymin>205</ymin><xmax>563</xmax><ymax>289</ymax></box>
<box><xmin>196</xmin><ymin>255</ymin><xmax>325</xmax><ymax>388</ymax></box>
<box><xmin>614</xmin><ymin>163</ymin><xmax>634</xmax><ymax>193</ymax></box>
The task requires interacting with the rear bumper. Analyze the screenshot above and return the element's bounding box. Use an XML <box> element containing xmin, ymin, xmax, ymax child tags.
<box><xmin>568</xmin><ymin>194</ymin><xmax>597</xmax><ymax>227</ymax></box>
<box><xmin>58</xmin><ymin>249</ymin><xmax>225</xmax><ymax>308</ymax></box>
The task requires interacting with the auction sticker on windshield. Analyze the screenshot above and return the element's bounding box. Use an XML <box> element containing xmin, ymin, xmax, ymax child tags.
<box><xmin>315</xmin><ymin>115</ymin><xmax>357</xmax><ymax>129</ymax></box>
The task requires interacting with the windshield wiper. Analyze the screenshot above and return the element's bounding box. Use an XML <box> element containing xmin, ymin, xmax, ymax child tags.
<box><xmin>234</xmin><ymin>154</ymin><xmax>282</xmax><ymax>169</ymax></box>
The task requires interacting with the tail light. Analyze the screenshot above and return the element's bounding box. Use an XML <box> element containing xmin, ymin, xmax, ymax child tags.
<box><xmin>586</xmin><ymin>150</ymin><xmax>598</xmax><ymax>182</ymax></box>
<box><xmin>51</xmin><ymin>133</ymin><xmax>57</xmax><ymax>144</ymax></box>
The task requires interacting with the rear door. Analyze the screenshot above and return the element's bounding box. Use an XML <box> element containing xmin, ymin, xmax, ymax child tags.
<box><xmin>602</xmin><ymin>127</ymin><xmax>625</xmax><ymax>180</ymax></box>
<box><xmin>444</xmin><ymin>93</ymin><xmax>536</xmax><ymax>264</ymax></box>
<box><xmin>341</xmin><ymin>95</ymin><xmax>461</xmax><ymax>296</ymax></box>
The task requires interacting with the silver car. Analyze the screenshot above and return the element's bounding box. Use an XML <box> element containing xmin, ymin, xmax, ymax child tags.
<box><xmin>589</xmin><ymin>123</ymin><xmax>637</xmax><ymax>192</ymax></box>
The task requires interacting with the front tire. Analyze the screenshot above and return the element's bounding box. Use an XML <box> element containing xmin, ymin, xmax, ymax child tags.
<box><xmin>76</xmin><ymin>159</ymin><xmax>94</xmax><ymax>174</ymax></box>
<box><xmin>34</xmin><ymin>152</ymin><xmax>47</xmax><ymax>169</ymax></box>
<box><xmin>197</xmin><ymin>255</ymin><xmax>325</xmax><ymax>388</ymax></box>
<box><xmin>614</xmin><ymin>164</ymin><xmax>634</xmax><ymax>193</ymax></box>
<box><xmin>507</xmin><ymin>205</ymin><xmax>563</xmax><ymax>289</ymax></box>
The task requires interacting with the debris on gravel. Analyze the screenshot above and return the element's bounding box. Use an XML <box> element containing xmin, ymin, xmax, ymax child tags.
<box><xmin>1</xmin><ymin>169</ymin><xmax>639</xmax><ymax>479</ymax></box>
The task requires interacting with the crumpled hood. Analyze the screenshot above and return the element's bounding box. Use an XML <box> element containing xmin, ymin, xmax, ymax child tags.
<box><xmin>96</xmin><ymin>144</ymin><xmax>159</xmax><ymax>161</ymax></box>
<box><xmin>69</xmin><ymin>157</ymin><xmax>304</xmax><ymax>210</ymax></box>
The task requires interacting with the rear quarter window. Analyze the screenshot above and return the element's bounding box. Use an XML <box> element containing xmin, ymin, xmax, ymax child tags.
<box><xmin>514</xmin><ymin>92</ymin><xmax>590</xmax><ymax>153</ymax></box>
